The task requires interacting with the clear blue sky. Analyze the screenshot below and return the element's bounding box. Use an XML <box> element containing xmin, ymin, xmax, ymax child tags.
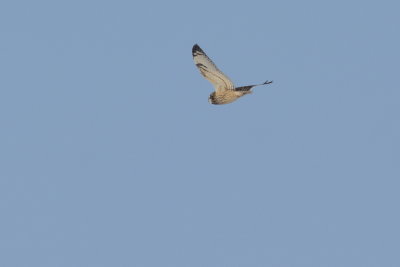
<box><xmin>1</xmin><ymin>0</ymin><xmax>399</xmax><ymax>266</ymax></box>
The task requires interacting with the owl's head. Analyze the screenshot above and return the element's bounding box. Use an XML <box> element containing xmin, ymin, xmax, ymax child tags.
<box><xmin>208</xmin><ymin>92</ymin><xmax>216</xmax><ymax>104</ymax></box>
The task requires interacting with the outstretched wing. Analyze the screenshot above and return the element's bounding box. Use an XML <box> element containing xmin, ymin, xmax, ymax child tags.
<box><xmin>234</xmin><ymin>81</ymin><xmax>273</xmax><ymax>91</ymax></box>
<box><xmin>192</xmin><ymin>44</ymin><xmax>235</xmax><ymax>92</ymax></box>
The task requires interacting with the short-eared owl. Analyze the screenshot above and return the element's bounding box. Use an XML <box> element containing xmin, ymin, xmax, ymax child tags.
<box><xmin>192</xmin><ymin>44</ymin><xmax>273</xmax><ymax>105</ymax></box>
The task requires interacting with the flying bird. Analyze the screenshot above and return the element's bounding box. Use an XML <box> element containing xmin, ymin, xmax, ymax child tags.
<box><xmin>192</xmin><ymin>44</ymin><xmax>273</xmax><ymax>105</ymax></box>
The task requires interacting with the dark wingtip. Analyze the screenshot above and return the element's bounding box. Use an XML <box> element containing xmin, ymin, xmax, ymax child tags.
<box><xmin>264</xmin><ymin>80</ymin><xmax>273</xmax><ymax>85</ymax></box>
<box><xmin>192</xmin><ymin>44</ymin><xmax>204</xmax><ymax>56</ymax></box>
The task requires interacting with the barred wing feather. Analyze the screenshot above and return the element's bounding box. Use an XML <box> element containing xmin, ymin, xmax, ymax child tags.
<box><xmin>192</xmin><ymin>44</ymin><xmax>235</xmax><ymax>92</ymax></box>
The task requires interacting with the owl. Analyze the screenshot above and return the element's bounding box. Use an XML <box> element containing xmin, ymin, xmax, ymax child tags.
<box><xmin>192</xmin><ymin>44</ymin><xmax>272</xmax><ymax>105</ymax></box>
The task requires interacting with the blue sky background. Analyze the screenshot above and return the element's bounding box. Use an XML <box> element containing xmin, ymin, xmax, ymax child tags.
<box><xmin>1</xmin><ymin>0</ymin><xmax>399</xmax><ymax>266</ymax></box>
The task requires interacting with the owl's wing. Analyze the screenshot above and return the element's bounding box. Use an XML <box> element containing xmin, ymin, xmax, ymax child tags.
<box><xmin>192</xmin><ymin>44</ymin><xmax>235</xmax><ymax>92</ymax></box>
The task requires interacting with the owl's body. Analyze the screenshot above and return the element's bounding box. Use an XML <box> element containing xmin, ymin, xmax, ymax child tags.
<box><xmin>192</xmin><ymin>44</ymin><xmax>272</xmax><ymax>105</ymax></box>
<box><xmin>208</xmin><ymin>90</ymin><xmax>252</xmax><ymax>105</ymax></box>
